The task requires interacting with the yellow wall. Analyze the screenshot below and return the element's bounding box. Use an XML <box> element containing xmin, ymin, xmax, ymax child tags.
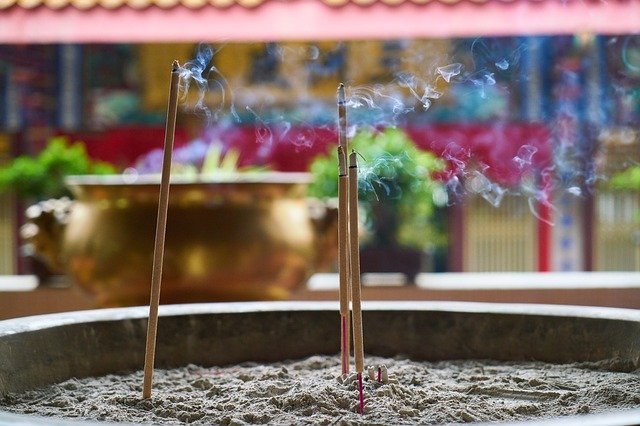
<box><xmin>137</xmin><ymin>40</ymin><xmax>452</xmax><ymax>113</ymax></box>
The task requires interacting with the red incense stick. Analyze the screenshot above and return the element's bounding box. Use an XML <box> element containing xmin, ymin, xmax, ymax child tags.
<box><xmin>357</xmin><ymin>372</ymin><xmax>364</xmax><ymax>414</ymax></box>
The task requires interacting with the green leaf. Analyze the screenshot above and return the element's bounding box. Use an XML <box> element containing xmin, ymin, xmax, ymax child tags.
<box><xmin>609</xmin><ymin>166</ymin><xmax>640</xmax><ymax>191</ymax></box>
<box><xmin>0</xmin><ymin>136</ymin><xmax>116</xmax><ymax>200</ymax></box>
<box><xmin>308</xmin><ymin>127</ymin><xmax>447</xmax><ymax>249</ymax></box>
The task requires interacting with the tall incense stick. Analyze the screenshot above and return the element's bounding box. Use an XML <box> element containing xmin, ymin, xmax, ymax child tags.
<box><xmin>348</xmin><ymin>150</ymin><xmax>365</xmax><ymax>414</ymax></box>
<box><xmin>337</xmin><ymin>145</ymin><xmax>350</xmax><ymax>376</ymax></box>
<box><xmin>142</xmin><ymin>60</ymin><xmax>180</xmax><ymax>399</ymax></box>
<box><xmin>337</xmin><ymin>83</ymin><xmax>351</xmax><ymax>376</ymax></box>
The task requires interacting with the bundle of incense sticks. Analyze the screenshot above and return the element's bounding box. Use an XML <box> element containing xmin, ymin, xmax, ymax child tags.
<box><xmin>336</xmin><ymin>84</ymin><xmax>366</xmax><ymax>414</ymax></box>
<box><xmin>142</xmin><ymin>60</ymin><xmax>180</xmax><ymax>399</ymax></box>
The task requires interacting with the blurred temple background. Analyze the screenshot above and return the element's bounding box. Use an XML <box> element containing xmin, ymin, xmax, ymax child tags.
<box><xmin>0</xmin><ymin>0</ymin><xmax>639</xmax><ymax>280</ymax></box>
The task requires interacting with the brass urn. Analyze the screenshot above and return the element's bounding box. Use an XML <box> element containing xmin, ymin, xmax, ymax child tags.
<box><xmin>27</xmin><ymin>173</ymin><xmax>337</xmax><ymax>306</ymax></box>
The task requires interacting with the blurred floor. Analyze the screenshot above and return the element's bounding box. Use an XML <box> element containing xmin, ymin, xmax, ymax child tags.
<box><xmin>1</xmin><ymin>272</ymin><xmax>640</xmax><ymax>320</ymax></box>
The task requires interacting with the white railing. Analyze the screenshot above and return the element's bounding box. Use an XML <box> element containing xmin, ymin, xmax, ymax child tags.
<box><xmin>464</xmin><ymin>195</ymin><xmax>537</xmax><ymax>272</ymax></box>
<box><xmin>595</xmin><ymin>191</ymin><xmax>640</xmax><ymax>271</ymax></box>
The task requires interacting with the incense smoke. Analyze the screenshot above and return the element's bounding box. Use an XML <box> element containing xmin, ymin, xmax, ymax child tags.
<box><xmin>177</xmin><ymin>43</ymin><xmax>238</xmax><ymax>123</ymax></box>
<box><xmin>436</xmin><ymin>63</ymin><xmax>463</xmax><ymax>83</ymax></box>
<box><xmin>135</xmin><ymin>37</ymin><xmax>633</xmax><ymax>231</ymax></box>
<box><xmin>513</xmin><ymin>145</ymin><xmax>538</xmax><ymax>169</ymax></box>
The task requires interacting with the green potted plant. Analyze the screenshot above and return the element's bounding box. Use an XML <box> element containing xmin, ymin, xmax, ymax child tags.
<box><xmin>0</xmin><ymin>136</ymin><xmax>116</xmax><ymax>200</ymax></box>
<box><xmin>308</xmin><ymin>127</ymin><xmax>448</xmax><ymax>280</ymax></box>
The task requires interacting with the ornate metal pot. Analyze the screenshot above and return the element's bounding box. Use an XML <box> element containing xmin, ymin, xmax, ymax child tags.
<box><xmin>25</xmin><ymin>173</ymin><xmax>337</xmax><ymax>306</ymax></box>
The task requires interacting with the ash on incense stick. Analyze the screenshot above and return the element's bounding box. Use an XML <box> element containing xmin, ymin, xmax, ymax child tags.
<box><xmin>2</xmin><ymin>355</ymin><xmax>639</xmax><ymax>425</ymax></box>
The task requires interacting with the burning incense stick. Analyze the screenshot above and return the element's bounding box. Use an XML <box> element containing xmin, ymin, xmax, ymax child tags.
<box><xmin>348</xmin><ymin>150</ymin><xmax>365</xmax><ymax>414</ymax></box>
<box><xmin>142</xmin><ymin>60</ymin><xmax>180</xmax><ymax>399</ymax></box>
<box><xmin>337</xmin><ymin>146</ymin><xmax>350</xmax><ymax>376</ymax></box>
<box><xmin>337</xmin><ymin>83</ymin><xmax>351</xmax><ymax>376</ymax></box>
<box><xmin>338</xmin><ymin>83</ymin><xmax>347</xmax><ymax>151</ymax></box>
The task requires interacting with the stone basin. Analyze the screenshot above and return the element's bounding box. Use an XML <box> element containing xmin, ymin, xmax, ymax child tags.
<box><xmin>1</xmin><ymin>301</ymin><xmax>640</xmax><ymax>425</ymax></box>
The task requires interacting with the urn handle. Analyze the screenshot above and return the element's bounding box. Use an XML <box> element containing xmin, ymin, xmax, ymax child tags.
<box><xmin>20</xmin><ymin>197</ymin><xmax>74</xmax><ymax>275</ymax></box>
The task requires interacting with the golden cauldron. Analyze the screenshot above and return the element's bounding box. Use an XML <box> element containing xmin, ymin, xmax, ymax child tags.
<box><xmin>27</xmin><ymin>173</ymin><xmax>337</xmax><ymax>306</ymax></box>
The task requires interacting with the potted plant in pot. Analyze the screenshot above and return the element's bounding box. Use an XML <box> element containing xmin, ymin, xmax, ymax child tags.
<box><xmin>308</xmin><ymin>127</ymin><xmax>448</xmax><ymax>282</ymax></box>
<box><xmin>0</xmin><ymin>136</ymin><xmax>116</xmax><ymax>283</ymax></box>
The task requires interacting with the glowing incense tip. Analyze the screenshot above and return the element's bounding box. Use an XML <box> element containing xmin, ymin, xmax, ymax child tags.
<box><xmin>171</xmin><ymin>60</ymin><xmax>180</xmax><ymax>72</ymax></box>
<box><xmin>337</xmin><ymin>83</ymin><xmax>346</xmax><ymax>105</ymax></box>
<box><xmin>357</xmin><ymin>372</ymin><xmax>364</xmax><ymax>414</ymax></box>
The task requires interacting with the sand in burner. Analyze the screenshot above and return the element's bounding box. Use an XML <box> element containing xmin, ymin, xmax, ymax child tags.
<box><xmin>2</xmin><ymin>355</ymin><xmax>640</xmax><ymax>425</ymax></box>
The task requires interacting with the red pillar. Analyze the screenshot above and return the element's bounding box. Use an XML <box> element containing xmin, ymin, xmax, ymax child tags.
<box><xmin>582</xmin><ymin>193</ymin><xmax>594</xmax><ymax>271</ymax></box>
<box><xmin>537</xmin><ymin>196</ymin><xmax>553</xmax><ymax>272</ymax></box>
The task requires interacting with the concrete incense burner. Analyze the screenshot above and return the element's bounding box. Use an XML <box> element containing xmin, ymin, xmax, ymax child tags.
<box><xmin>1</xmin><ymin>301</ymin><xmax>640</xmax><ymax>424</ymax></box>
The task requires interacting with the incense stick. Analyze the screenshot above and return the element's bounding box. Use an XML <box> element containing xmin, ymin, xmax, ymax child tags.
<box><xmin>348</xmin><ymin>150</ymin><xmax>365</xmax><ymax>414</ymax></box>
<box><xmin>337</xmin><ymin>83</ymin><xmax>351</xmax><ymax>376</ymax></box>
<box><xmin>338</xmin><ymin>146</ymin><xmax>350</xmax><ymax>376</ymax></box>
<box><xmin>142</xmin><ymin>60</ymin><xmax>180</xmax><ymax>399</ymax></box>
<box><xmin>338</xmin><ymin>83</ymin><xmax>347</xmax><ymax>151</ymax></box>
